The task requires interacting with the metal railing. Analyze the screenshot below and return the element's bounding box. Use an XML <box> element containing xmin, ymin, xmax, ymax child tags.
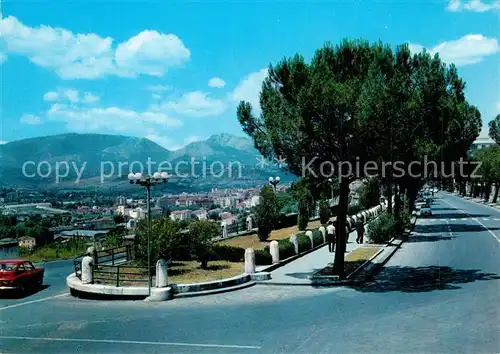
<box><xmin>92</xmin><ymin>264</ymin><xmax>154</xmax><ymax>287</ymax></box>
<box><xmin>73</xmin><ymin>244</ymin><xmax>133</xmax><ymax>280</ymax></box>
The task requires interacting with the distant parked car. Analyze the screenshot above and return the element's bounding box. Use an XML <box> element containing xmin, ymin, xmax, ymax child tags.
<box><xmin>421</xmin><ymin>207</ymin><xmax>432</xmax><ymax>216</ymax></box>
<box><xmin>0</xmin><ymin>260</ymin><xmax>44</xmax><ymax>294</ymax></box>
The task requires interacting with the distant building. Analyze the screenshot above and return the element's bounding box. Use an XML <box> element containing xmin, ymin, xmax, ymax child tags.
<box><xmin>0</xmin><ymin>238</ymin><xmax>20</xmax><ymax>260</ymax></box>
<box><xmin>250</xmin><ymin>196</ymin><xmax>261</xmax><ymax>207</ymax></box>
<box><xmin>87</xmin><ymin>217</ymin><xmax>115</xmax><ymax>230</ymax></box>
<box><xmin>18</xmin><ymin>236</ymin><xmax>36</xmax><ymax>250</ymax></box>
<box><xmin>56</xmin><ymin>230</ymin><xmax>109</xmax><ymax>242</ymax></box>
<box><xmin>470</xmin><ymin>136</ymin><xmax>496</xmax><ymax>152</ymax></box>
<box><xmin>156</xmin><ymin>196</ymin><xmax>177</xmax><ymax>209</ymax></box>
<box><xmin>169</xmin><ymin>209</ymin><xmax>191</xmax><ymax>221</ymax></box>
<box><xmin>192</xmin><ymin>209</ymin><xmax>208</xmax><ymax>220</ymax></box>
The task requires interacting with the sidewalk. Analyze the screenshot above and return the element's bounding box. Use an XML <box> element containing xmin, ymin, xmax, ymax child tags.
<box><xmin>259</xmin><ymin>226</ymin><xmax>368</xmax><ymax>285</ymax></box>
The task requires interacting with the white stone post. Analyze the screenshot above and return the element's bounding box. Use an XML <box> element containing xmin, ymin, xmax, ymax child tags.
<box><xmin>222</xmin><ymin>223</ymin><xmax>228</xmax><ymax>238</ymax></box>
<box><xmin>270</xmin><ymin>240</ymin><xmax>279</xmax><ymax>263</ymax></box>
<box><xmin>155</xmin><ymin>259</ymin><xmax>168</xmax><ymax>287</ymax></box>
<box><xmin>356</xmin><ymin>213</ymin><xmax>363</xmax><ymax>223</ymax></box>
<box><xmin>246</xmin><ymin>216</ymin><xmax>253</xmax><ymax>231</ymax></box>
<box><xmin>318</xmin><ymin>226</ymin><xmax>326</xmax><ymax>243</ymax></box>
<box><xmin>289</xmin><ymin>235</ymin><xmax>299</xmax><ymax>254</ymax></box>
<box><xmin>305</xmin><ymin>230</ymin><xmax>313</xmax><ymax>248</ymax></box>
<box><xmin>244</xmin><ymin>248</ymin><xmax>256</xmax><ymax>274</ymax></box>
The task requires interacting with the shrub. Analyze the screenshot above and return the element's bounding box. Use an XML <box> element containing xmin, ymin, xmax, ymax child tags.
<box><xmin>278</xmin><ymin>239</ymin><xmax>296</xmax><ymax>259</ymax></box>
<box><xmin>395</xmin><ymin>209</ymin><xmax>412</xmax><ymax>235</ymax></box>
<box><xmin>348</xmin><ymin>204</ymin><xmax>362</xmax><ymax>215</ymax></box>
<box><xmin>210</xmin><ymin>244</ymin><xmax>245</xmax><ymax>262</ymax></box>
<box><xmin>319</xmin><ymin>199</ymin><xmax>330</xmax><ymax>224</ymax></box>
<box><xmin>189</xmin><ymin>220</ymin><xmax>220</xmax><ymax>268</ymax></box>
<box><xmin>254</xmin><ymin>249</ymin><xmax>272</xmax><ymax>265</ymax></box>
<box><xmin>265</xmin><ymin>239</ymin><xmax>296</xmax><ymax>260</ymax></box>
<box><xmin>311</xmin><ymin>229</ymin><xmax>324</xmax><ymax>246</ymax></box>
<box><xmin>255</xmin><ymin>186</ymin><xmax>280</xmax><ymax>241</ymax></box>
<box><xmin>297</xmin><ymin>233</ymin><xmax>312</xmax><ymax>253</ymax></box>
<box><xmin>367</xmin><ymin>214</ymin><xmax>397</xmax><ymax>244</ymax></box>
<box><xmin>297</xmin><ymin>198</ymin><xmax>309</xmax><ymax>230</ymax></box>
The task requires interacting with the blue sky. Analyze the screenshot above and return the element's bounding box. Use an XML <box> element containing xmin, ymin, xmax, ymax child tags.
<box><xmin>1</xmin><ymin>0</ymin><xmax>499</xmax><ymax>150</ymax></box>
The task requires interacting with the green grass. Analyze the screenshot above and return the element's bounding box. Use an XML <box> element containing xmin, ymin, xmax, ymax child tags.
<box><xmin>21</xmin><ymin>243</ymin><xmax>87</xmax><ymax>263</ymax></box>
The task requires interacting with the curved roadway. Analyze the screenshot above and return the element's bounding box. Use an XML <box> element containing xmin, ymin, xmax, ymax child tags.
<box><xmin>1</xmin><ymin>192</ymin><xmax>499</xmax><ymax>353</ymax></box>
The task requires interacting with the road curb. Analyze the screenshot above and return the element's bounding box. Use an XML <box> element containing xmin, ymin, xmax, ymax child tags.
<box><xmin>308</xmin><ymin>216</ymin><xmax>417</xmax><ymax>286</ymax></box>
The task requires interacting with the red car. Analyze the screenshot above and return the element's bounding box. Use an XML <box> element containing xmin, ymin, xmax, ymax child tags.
<box><xmin>0</xmin><ymin>260</ymin><xmax>44</xmax><ymax>294</ymax></box>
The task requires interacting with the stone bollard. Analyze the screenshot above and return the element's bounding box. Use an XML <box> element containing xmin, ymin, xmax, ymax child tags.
<box><xmin>305</xmin><ymin>230</ymin><xmax>314</xmax><ymax>248</ymax></box>
<box><xmin>318</xmin><ymin>226</ymin><xmax>326</xmax><ymax>243</ymax></box>
<box><xmin>270</xmin><ymin>240</ymin><xmax>279</xmax><ymax>264</ymax></box>
<box><xmin>357</xmin><ymin>213</ymin><xmax>364</xmax><ymax>223</ymax></box>
<box><xmin>155</xmin><ymin>259</ymin><xmax>168</xmax><ymax>287</ymax></box>
<box><xmin>352</xmin><ymin>215</ymin><xmax>358</xmax><ymax>225</ymax></box>
<box><xmin>244</xmin><ymin>248</ymin><xmax>256</xmax><ymax>274</ymax></box>
<box><xmin>222</xmin><ymin>223</ymin><xmax>228</xmax><ymax>238</ymax></box>
<box><xmin>289</xmin><ymin>235</ymin><xmax>299</xmax><ymax>254</ymax></box>
<box><xmin>246</xmin><ymin>216</ymin><xmax>253</xmax><ymax>231</ymax></box>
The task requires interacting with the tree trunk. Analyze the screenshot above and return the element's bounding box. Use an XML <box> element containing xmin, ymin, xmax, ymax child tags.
<box><xmin>386</xmin><ymin>176</ymin><xmax>393</xmax><ymax>215</ymax></box>
<box><xmin>333</xmin><ymin>177</ymin><xmax>350</xmax><ymax>279</ymax></box>
<box><xmin>493</xmin><ymin>184</ymin><xmax>499</xmax><ymax>204</ymax></box>
<box><xmin>394</xmin><ymin>184</ymin><xmax>401</xmax><ymax>220</ymax></box>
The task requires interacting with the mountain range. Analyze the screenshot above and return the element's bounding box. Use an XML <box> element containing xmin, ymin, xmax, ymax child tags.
<box><xmin>0</xmin><ymin>133</ymin><xmax>295</xmax><ymax>192</ymax></box>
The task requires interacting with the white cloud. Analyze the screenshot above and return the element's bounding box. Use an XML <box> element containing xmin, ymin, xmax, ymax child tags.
<box><xmin>115</xmin><ymin>31</ymin><xmax>190</xmax><ymax>77</ymax></box>
<box><xmin>447</xmin><ymin>0</ymin><xmax>500</xmax><ymax>12</ymax></box>
<box><xmin>408</xmin><ymin>34</ymin><xmax>499</xmax><ymax>66</ymax></box>
<box><xmin>152</xmin><ymin>93</ymin><xmax>162</xmax><ymax>100</ymax></box>
<box><xmin>20</xmin><ymin>114</ymin><xmax>42</xmax><ymax>125</ymax></box>
<box><xmin>163</xmin><ymin>91</ymin><xmax>227</xmax><ymax>117</ymax></box>
<box><xmin>0</xmin><ymin>15</ymin><xmax>190</xmax><ymax>79</ymax></box>
<box><xmin>64</xmin><ymin>89</ymin><xmax>79</xmax><ymax>103</ymax></box>
<box><xmin>47</xmin><ymin>104</ymin><xmax>182</xmax><ymax>134</ymax></box>
<box><xmin>43</xmin><ymin>91</ymin><xmax>60</xmax><ymax>102</ymax></box>
<box><xmin>0</xmin><ymin>52</ymin><xmax>6</xmax><ymax>64</ymax></box>
<box><xmin>43</xmin><ymin>89</ymin><xmax>99</xmax><ymax>104</ymax></box>
<box><xmin>208</xmin><ymin>77</ymin><xmax>226</xmax><ymax>88</ymax></box>
<box><xmin>231</xmin><ymin>68</ymin><xmax>268</xmax><ymax>113</ymax></box>
<box><xmin>0</xmin><ymin>140</ymin><xmax>8</xmax><ymax>145</ymax></box>
<box><xmin>82</xmin><ymin>92</ymin><xmax>99</xmax><ymax>104</ymax></box>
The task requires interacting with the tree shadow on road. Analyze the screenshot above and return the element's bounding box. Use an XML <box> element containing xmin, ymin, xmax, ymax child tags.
<box><xmin>415</xmin><ymin>223</ymin><xmax>500</xmax><ymax>234</ymax></box>
<box><xmin>421</xmin><ymin>213</ymin><xmax>490</xmax><ymax>219</ymax></box>
<box><xmin>353</xmin><ymin>266</ymin><xmax>500</xmax><ymax>293</ymax></box>
<box><xmin>405</xmin><ymin>235</ymin><xmax>456</xmax><ymax>243</ymax></box>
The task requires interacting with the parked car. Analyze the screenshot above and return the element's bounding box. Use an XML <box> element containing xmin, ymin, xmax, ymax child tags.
<box><xmin>421</xmin><ymin>207</ymin><xmax>432</xmax><ymax>216</ymax></box>
<box><xmin>0</xmin><ymin>260</ymin><xmax>44</xmax><ymax>294</ymax></box>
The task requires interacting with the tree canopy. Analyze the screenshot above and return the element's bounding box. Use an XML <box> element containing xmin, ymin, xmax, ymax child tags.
<box><xmin>237</xmin><ymin>39</ymin><xmax>482</xmax><ymax>278</ymax></box>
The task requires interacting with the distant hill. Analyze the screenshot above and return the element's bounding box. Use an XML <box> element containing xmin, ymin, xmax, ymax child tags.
<box><xmin>0</xmin><ymin>133</ymin><xmax>295</xmax><ymax>191</ymax></box>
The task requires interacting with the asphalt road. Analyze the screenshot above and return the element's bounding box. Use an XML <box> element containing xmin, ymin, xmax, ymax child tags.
<box><xmin>1</xmin><ymin>192</ymin><xmax>499</xmax><ymax>353</ymax></box>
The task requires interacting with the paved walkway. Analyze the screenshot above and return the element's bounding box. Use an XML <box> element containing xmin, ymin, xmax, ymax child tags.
<box><xmin>259</xmin><ymin>226</ymin><xmax>369</xmax><ymax>285</ymax></box>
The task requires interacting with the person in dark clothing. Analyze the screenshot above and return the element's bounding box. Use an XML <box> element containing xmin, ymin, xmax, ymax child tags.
<box><xmin>356</xmin><ymin>221</ymin><xmax>365</xmax><ymax>244</ymax></box>
<box><xmin>326</xmin><ymin>220</ymin><xmax>335</xmax><ymax>252</ymax></box>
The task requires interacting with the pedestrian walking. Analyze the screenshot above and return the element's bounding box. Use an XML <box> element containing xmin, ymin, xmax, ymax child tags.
<box><xmin>356</xmin><ymin>220</ymin><xmax>364</xmax><ymax>244</ymax></box>
<box><xmin>326</xmin><ymin>220</ymin><xmax>335</xmax><ymax>252</ymax></box>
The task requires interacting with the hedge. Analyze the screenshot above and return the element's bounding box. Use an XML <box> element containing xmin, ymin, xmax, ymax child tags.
<box><xmin>210</xmin><ymin>244</ymin><xmax>245</xmax><ymax>262</ymax></box>
<box><xmin>254</xmin><ymin>249</ymin><xmax>272</xmax><ymax>265</ymax></box>
<box><xmin>311</xmin><ymin>229</ymin><xmax>324</xmax><ymax>247</ymax></box>
<box><xmin>296</xmin><ymin>233</ymin><xmax>312</xmax><ymax>253</ymax></box>
<box><xmin>264</xmin><ymin>239</ymin><xmax>296</xmax><ymax>260</ymax></box>
<box><xmin>367</xmin><ymin>214</ymin><xmax>396</xmax><ymax>244</ymax></box>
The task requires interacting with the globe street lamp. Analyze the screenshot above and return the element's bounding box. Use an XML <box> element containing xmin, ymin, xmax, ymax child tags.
<box><xmin>328</xmin><ymin>178</ymin><xmax>334</xmax><ymax>206</ymax></box>
<box><xmin>269</xmin><ymin>176</ymin><xmax>280</xmax><ymax>193</ymax></box>
<box><xmin>127</xmin><ymin>171</ymin><xmax>169</xmax><ymax>296</ymax></box>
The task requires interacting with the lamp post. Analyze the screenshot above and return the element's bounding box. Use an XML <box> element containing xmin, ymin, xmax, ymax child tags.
<box><xmin>127</xmin><ymin>171</ymin><xmax>169</xmax><ymax>296</ymax></box>
<box><xmin>328</xmin><ymin>178</ymin><xmax>334</xmax><ymax>206</ymax></box>
<box><xmin>269</xmin><ymin>176</ymin><xmax>280</xmax><ymax>193</ymax></box>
